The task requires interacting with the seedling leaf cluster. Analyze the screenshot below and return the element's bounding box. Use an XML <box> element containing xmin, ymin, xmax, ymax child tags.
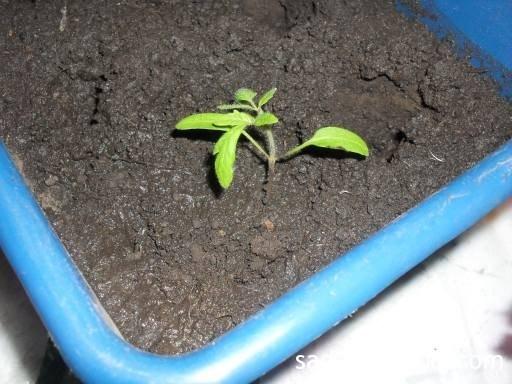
<box><xmin>176</xmin><ymin>88</ymin><xmax>369</xmax><ymax>189</ymax></box>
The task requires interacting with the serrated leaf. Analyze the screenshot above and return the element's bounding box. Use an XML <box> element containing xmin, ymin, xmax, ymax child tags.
<box><xmin>257</xmin><ymin>87</ymin><xmax>277</xmax><ymax>108</ymax></box>
<box><xmin>234</xmin><ymin>88</ymin><xmax>257</xmax><ymax>104</ymax></box>
<box><xmin>217</xmin><ymin>103</ymin><xmax>254</xmax><ymax>111</ymax></box>
<box><xmin>213</xmin><ymin>124</ymin><xmax>246</xmax><ymax>189</ymax></box>
<box><xmin>176</xmin><ymin>112</ymin><xmax>253</xmax><ymax>130</ymax></box>
<box><xmin>254</xmin><ymin>112</ymin><xmax>279</xmax><ymax>127</ymax></box>
<box><xmin>290</xmin><ymin>126</ymin><xmax>369</xmax><ymax>157</ymax></box>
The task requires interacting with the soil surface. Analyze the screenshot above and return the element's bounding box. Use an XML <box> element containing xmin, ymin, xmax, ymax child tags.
<box><xmin>1</xmin><ymin>0</ymin><xmax>511</xmax><ymax>355</ymax></box>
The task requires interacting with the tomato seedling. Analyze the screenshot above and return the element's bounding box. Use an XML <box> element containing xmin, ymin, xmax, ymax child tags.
<box><xmin>176</xmin><ymin>87</ymin><xmax>369</xmax><ymax>189</ymax></box>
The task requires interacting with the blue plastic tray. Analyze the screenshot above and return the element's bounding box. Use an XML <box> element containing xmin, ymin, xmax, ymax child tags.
<box><xmin>1</xmin><ymin>2</ymin><xmax>511</xmax><ymax>383</ymax></box>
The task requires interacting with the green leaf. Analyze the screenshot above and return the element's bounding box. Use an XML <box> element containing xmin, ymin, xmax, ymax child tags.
<box><xmin>224</xmin><ymin>110</ymin><xmax>254</xmax><ymax>126</ymax></box>
<box><xmin>288</xmin><ymin>126</ymin><xmax>369</xmax><ymax>157</ymax></box>
<box><xmin>213</xmin><ymin>124</ymin><xmax>246</xmax><ymax>189</ymax></box>
<box><xmin>257</xmin><ymin>87</ymin><xmax>277</xmax><ymax>108</ymax></box>
<box><xmin>234</xmin><ymin>88</ymin><xmax>257</xmax><ymax>104</ymax></box>
<box><xmin>217</xmin><ymin>103</ymin><xmax>255</xmax><ymax>111</ymax></box>
<box><xmin>254</xmin><ymin>112</ymin><xmax>279</xmax><ymax>127</ymax></box>
<box><xmin>176</xmin><ymin>112</ymin><xmax>254</xmax><ymax>130</ymax></box>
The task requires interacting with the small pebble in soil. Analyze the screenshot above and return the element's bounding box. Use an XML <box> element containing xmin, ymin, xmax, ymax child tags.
<box><xmin>262</xmin><ymin>218</ymin><xmax>274</xmax><ymax>232</ymax></box>
<box><xmin>44</xmin><ymin>174</ymin><xmax>59</xmax><ymax>186</ymax></box>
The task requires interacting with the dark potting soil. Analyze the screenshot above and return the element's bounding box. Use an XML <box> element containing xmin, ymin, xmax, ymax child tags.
<box><xmin>1</xmin><ymin>0</ymin><xmax>511</xmax><ymax>355</ymax></box>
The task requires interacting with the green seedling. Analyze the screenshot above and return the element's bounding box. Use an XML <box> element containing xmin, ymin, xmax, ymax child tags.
<box><xmin>175</xmin><ymin>87</ymin><xmax>369</xmax><ymax>189</ymax></box>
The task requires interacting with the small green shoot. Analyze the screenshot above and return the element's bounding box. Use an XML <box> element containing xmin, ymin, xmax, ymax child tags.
<box><xmin>175</xmin><ymin>88</ymin><xmax>369</xmax><ymax>189</ymax></box>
